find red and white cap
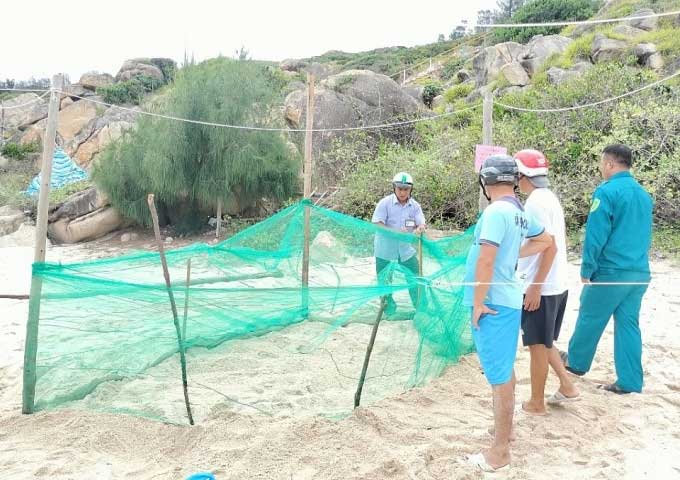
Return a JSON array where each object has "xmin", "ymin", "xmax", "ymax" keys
[{"xmin": 514, "ymin": 149, "xmax": 550, "ymax": 187}]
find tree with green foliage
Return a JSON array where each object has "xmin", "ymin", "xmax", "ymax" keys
[
  {"xmin": 493, "ymin": 0, "xmax": 599, "ymax": 44},
  {"xmin": 93, "ymin": 58, "xmax": 300, "ymax": 233},
  {"xmin": 494, "ymin": 0, "xmax": 526, "ymax": 21}
]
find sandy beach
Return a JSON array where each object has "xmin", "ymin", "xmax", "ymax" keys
[{"xmin": 0, "ymin": 236, "xmax": 679, "ymax": 479}]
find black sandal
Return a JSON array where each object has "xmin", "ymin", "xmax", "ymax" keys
[{"xmin": 597, "ymin": 383, "xmax": 632, "ymax": 395}]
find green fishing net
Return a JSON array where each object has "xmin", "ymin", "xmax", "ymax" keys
[{"xmin": 31, "ymin": 201, "xmax": 474, "ymax": 423}]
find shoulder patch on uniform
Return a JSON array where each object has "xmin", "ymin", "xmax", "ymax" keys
[{"xmin": 590, "ymin": 198, "xmax": 601, "ymax": 213}]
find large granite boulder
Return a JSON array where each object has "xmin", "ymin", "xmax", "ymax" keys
[
  {"xmin": 0, "ymin": 206, "xmax": 26, "ymax": 236},
  {"xmin": 592, "ymin": 35, "xmax": 629, "ymax": 63},
  {"xmin": 115, "ymin": 59, "xmax": 164, "ymax": 82},
  {"xmin": 472, "ymin": 42, "xmax": 527, "ymax": 86},
  {"xmin": 627, "ymin": 8, "xmax": 658, "ymax": 31},
  {"xmin": 520, "ymin": 35, "xmax": 574, "ymax": 77},
  {"xmin": 0, "ymin": 93, "xmax": 48, "ymax": 130},
  {"xmin": 48, "ymin": 187, "xmax": 123, "ymax": 243},
  {"xmin": 500, "ymin": 62, "xmax": 530, "ymax": 86},
  {"xmin": 79, "ymin": 72, "xmax": 115, "ymax": 90}
]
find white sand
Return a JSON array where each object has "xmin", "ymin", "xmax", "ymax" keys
[{"xmin": 1, "ymin": 238, "xmax": 679, "ymax": 479}]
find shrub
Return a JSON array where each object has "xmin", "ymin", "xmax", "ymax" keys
[
  {"xmin": 493, "ymin": 0, "xmax": 599, "ymax": 44},
  {"xmin": 335, "ymin": 142, "xmax": 479, "ymax": 228},
  {"xmin": 422, "ymin": 81, "xmax": 444, "ymax": 107},
  {"xmin": 440, "ymin": 58, "xmax": 466, "ymax": 81},
  {"xmin": 93, "ymin": 58, "xmax": 300, "ymax": 232},
  {"xmin": 96, "ymin": 75, "xmax": 164, "ymax": 105},
  {"xmin": 444, "ymin": 83, "xmax": 474, "ymax": 103},
  {"xmin": 1, "ymin": 142, "xmax": 39, "ymax": 160}
]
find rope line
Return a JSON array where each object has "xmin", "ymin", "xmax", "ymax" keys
[
  {"xmin": 495, "ymin": 68, "xmax": 680, "ymax": 113},
  {"xmin": 472, "ymin": 9, "xmax": 680, "ymax": 28},
  {"xmin": 55, "ymin": 90, "xmax": 483, "ymax": 132}
]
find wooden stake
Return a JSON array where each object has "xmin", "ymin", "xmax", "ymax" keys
[
  {"xmin": 354, "ymin": 297, "xmax": 387, "ymax": 408},
  {"xmin": 215, "ymin": 199, "xmax": 222, "ymax": 238},
  {"xmin": 301, "ymin": 73, "xmax": 315, "ymax": 316},
  {"xmin": 182, "ymin": 259, "xmax": 191, "ymax": 342},
  {"xmin": 479, "ymin": 90, "xmax": 493, "ymax": 212},
  {"xmin": 147, "ymin": 194, "xmax": 194, "ymax": 425},
  {"xmin": 22, "ymin": 73, "xmax": 63, "ymax": 414}
]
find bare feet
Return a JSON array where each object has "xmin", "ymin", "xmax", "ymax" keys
[
  {"xmin": 482, "ymin": 447, "xmax": 510, "ymax": 470},
  {"xmin": 521, "ymin": 400, "xmax": 547, "ymax": 415},
  {"xmin": 558, "ymin": 384, "xmax": 580, "ymax": 398}
]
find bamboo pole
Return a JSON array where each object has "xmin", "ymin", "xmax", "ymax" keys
[
  {"xmin": 182, "ymin": 259, "xmax": 191, "ymax": 342},
  {"xmin": 479, "ymin": 90, "xmax": 493, "ymax": 212},
  {"xmin": 22, "ymin": 73, "xmax": 63, "ymax": 414},
  {"xmin": 301, "ymin": 73, "xmax": 315, "ymax": 317},
  {"xmin": 354, "ymin": 297, "xmax": 387, "ymax": 408},
  {"xmin": 147, "ymin": 194, "xmax": 194, "ymax": 425}
]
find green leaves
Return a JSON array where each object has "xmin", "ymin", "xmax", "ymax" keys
[{"xmin": 93, "ymin": 59, "xmax": 300, "ymax": 232}]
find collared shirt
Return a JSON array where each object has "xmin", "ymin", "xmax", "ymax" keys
[
  {"xmin": 581, "ymin": 171, "xmax": 653, "ymax": 280},
  {"xmin": 372, "ymin": 193, "xmax": 425, "ymax": 261},
  {"xmin": 463, "ymin": 196, "xmax": 544, "ymax": 309}
]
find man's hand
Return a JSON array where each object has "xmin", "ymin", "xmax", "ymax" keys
[
  {"xmin": 524, "ymin": 284, "xmax": 541, "ymax": 312},
  {"xmin": 415, "ymin": 225, "xmax": 425, "ymax": 234},
  {"xmin": 580, "ymin": 277, "xmax": 591, "ymax": 284},
  {"xmin": 472, "ymin": 303, "xmax": 497, "ymax": 330}
]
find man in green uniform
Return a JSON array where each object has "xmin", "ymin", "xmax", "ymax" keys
[{"xmin": 565, "ymin": 144, "xmax": 653, "ymax": 394}]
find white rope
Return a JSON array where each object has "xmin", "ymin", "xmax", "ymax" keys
[
  {"xmin": 432, "ymin": 280, "xmax": 651, "ymax": 287},
  {"xmin": 0, "ymin": 91, "xmax": 50, "ymax": 110},
  {"xmin": 495, "ymin": 69, "xmax": 680, "ymax": 113},
  {"xmin": 472, "ymin": 9, "xmax": 680, "ymax": 28},
  {"xmin": 0, "ymin": 88, "xmax": 49, "ymax": 93},
  {"xmin": 56, "ymin": 89, "xmax": 483, "ymax": 132}
]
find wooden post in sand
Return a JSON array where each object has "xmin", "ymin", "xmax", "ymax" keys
[
  {"xmin": 354, "ymin": 297, "xmax": 387, "ymax": 408},
  {"xmin": 22, "ymin": 73, "xmax": 64, "ymax": 414},
  {"xmin": 215, "ymin": 199, "xmax": 222, "ymax": 238},
  {"xmin": 301, "ymin": 72, "xmax": 315, "ymax": 317},
  {"xmin": 182, "ymin": 259, "xmax": 192, "ymax": 342},
  {"xmin": 147, "ymin": 194, "xmax": 195, "ymax": 425}
]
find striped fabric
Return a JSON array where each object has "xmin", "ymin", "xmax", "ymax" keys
[{"xmin": 25, "ymin": 147, "xmax": 87, "ymax": 196}]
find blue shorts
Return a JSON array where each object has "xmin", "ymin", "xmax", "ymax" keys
[{"xmin": 471, "ymin": 304, "xmax": 521, "ymax": 385}]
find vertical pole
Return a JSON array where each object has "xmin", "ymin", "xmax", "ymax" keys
[
  {"xmin": 215, "ymin": 199, "xmax": 222, "ymax": 238},
  {"xmin": 1, "ymin": 106, "xmax": 5, "ymax": 148},
  {"xmin": 182, "ymin": 259, "xmax": 192, "ymax": 342},
  {"xmin": 147, "ymin": 194, "xmax": 194, "ymax": 425},
  {"xmin": 402, "ymin": 69, "xmax": 406, "ymax": 85},
  {"xmin": 301, "ymin": 73, "xmax": 315, "ymax": 316},
  {"xmin": 22, "ymin": 73, "xmax": 64, "ymax": 414},
  {"xmin": 479, "ymin": 90, "xmax": 493, "ymax": 212},
  {"xmin": 354, "ymin": 298, "xmax": 387, "ymax": 408}
]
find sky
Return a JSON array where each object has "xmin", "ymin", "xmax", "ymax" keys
[{"xmin": 1, "ymin": 0, "xmax": 498, "ymax": 82}]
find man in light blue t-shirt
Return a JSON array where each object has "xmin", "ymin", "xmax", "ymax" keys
[
  {"xmin": 464, "ymin": 155, "xmax": 552, "ymax": 473},
  {"xmin": 372, "ymin": 172, "xmax": 426, "ymax": 315}
]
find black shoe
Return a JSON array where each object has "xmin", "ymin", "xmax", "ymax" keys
[
  {"xmin": 597, "ymin": 383, "xmax": 632, "ymax": 395},
  {"xmin": 565, "ymin": 365, "xmax": 586, "ymax": 377},
  {"xmin": 559, "ymin": 350, "xmax": 586, "ymax": 376}
]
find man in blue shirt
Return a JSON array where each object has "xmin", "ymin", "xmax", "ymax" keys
[
  {"xmin": 464, "ymin": 155, "xmax": 552, "ymax": 472},
  {"xmin": 372, "ymin": 172, "xmax": 426, "ymax": 315},
  {"xmin": 564, "ymin": 144, "xmax": 653, "ymax": 394}
]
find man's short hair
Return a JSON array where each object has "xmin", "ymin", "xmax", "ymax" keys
[{"xmin": 602, "ymin": 144, "xmax": 632, "ymax": 168}]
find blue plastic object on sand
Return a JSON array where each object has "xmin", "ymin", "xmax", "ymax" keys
[{"xmin": 186, "ymin": 473, "xmax": 215, "ymax": 480}]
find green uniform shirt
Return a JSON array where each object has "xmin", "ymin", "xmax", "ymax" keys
[{"xmin": 581, "ymin": 171, "xmax": 653, "ymax": 279}]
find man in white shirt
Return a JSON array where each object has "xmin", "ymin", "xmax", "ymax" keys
[
  {"xmin": 372, "ymin": 172, "xmax": 426, "ymax": 315},
  {"xmin": 515, "ymin": 150, "xmax": 579, "ymax": 415}
]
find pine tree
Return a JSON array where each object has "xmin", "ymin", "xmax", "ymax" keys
[{"xmin": 94, "ymin": 58, "xmax": 300, "ymax": 232}]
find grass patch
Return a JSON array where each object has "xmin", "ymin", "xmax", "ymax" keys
[
  {"xmin": 638, "ymin": 27, "xmax": 680, "ymax": 56},
  {"xmin": 0, "ymin": 170, "xmax": 34, "ymax": 210},
  {"xmin": 443, "ymin": 83, "xmax": 474, "ymax": 103}
]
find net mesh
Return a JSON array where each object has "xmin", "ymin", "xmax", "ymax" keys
[{"xmin": 32, "ymin": 201, "xmax": 474, "ymax": 423}]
